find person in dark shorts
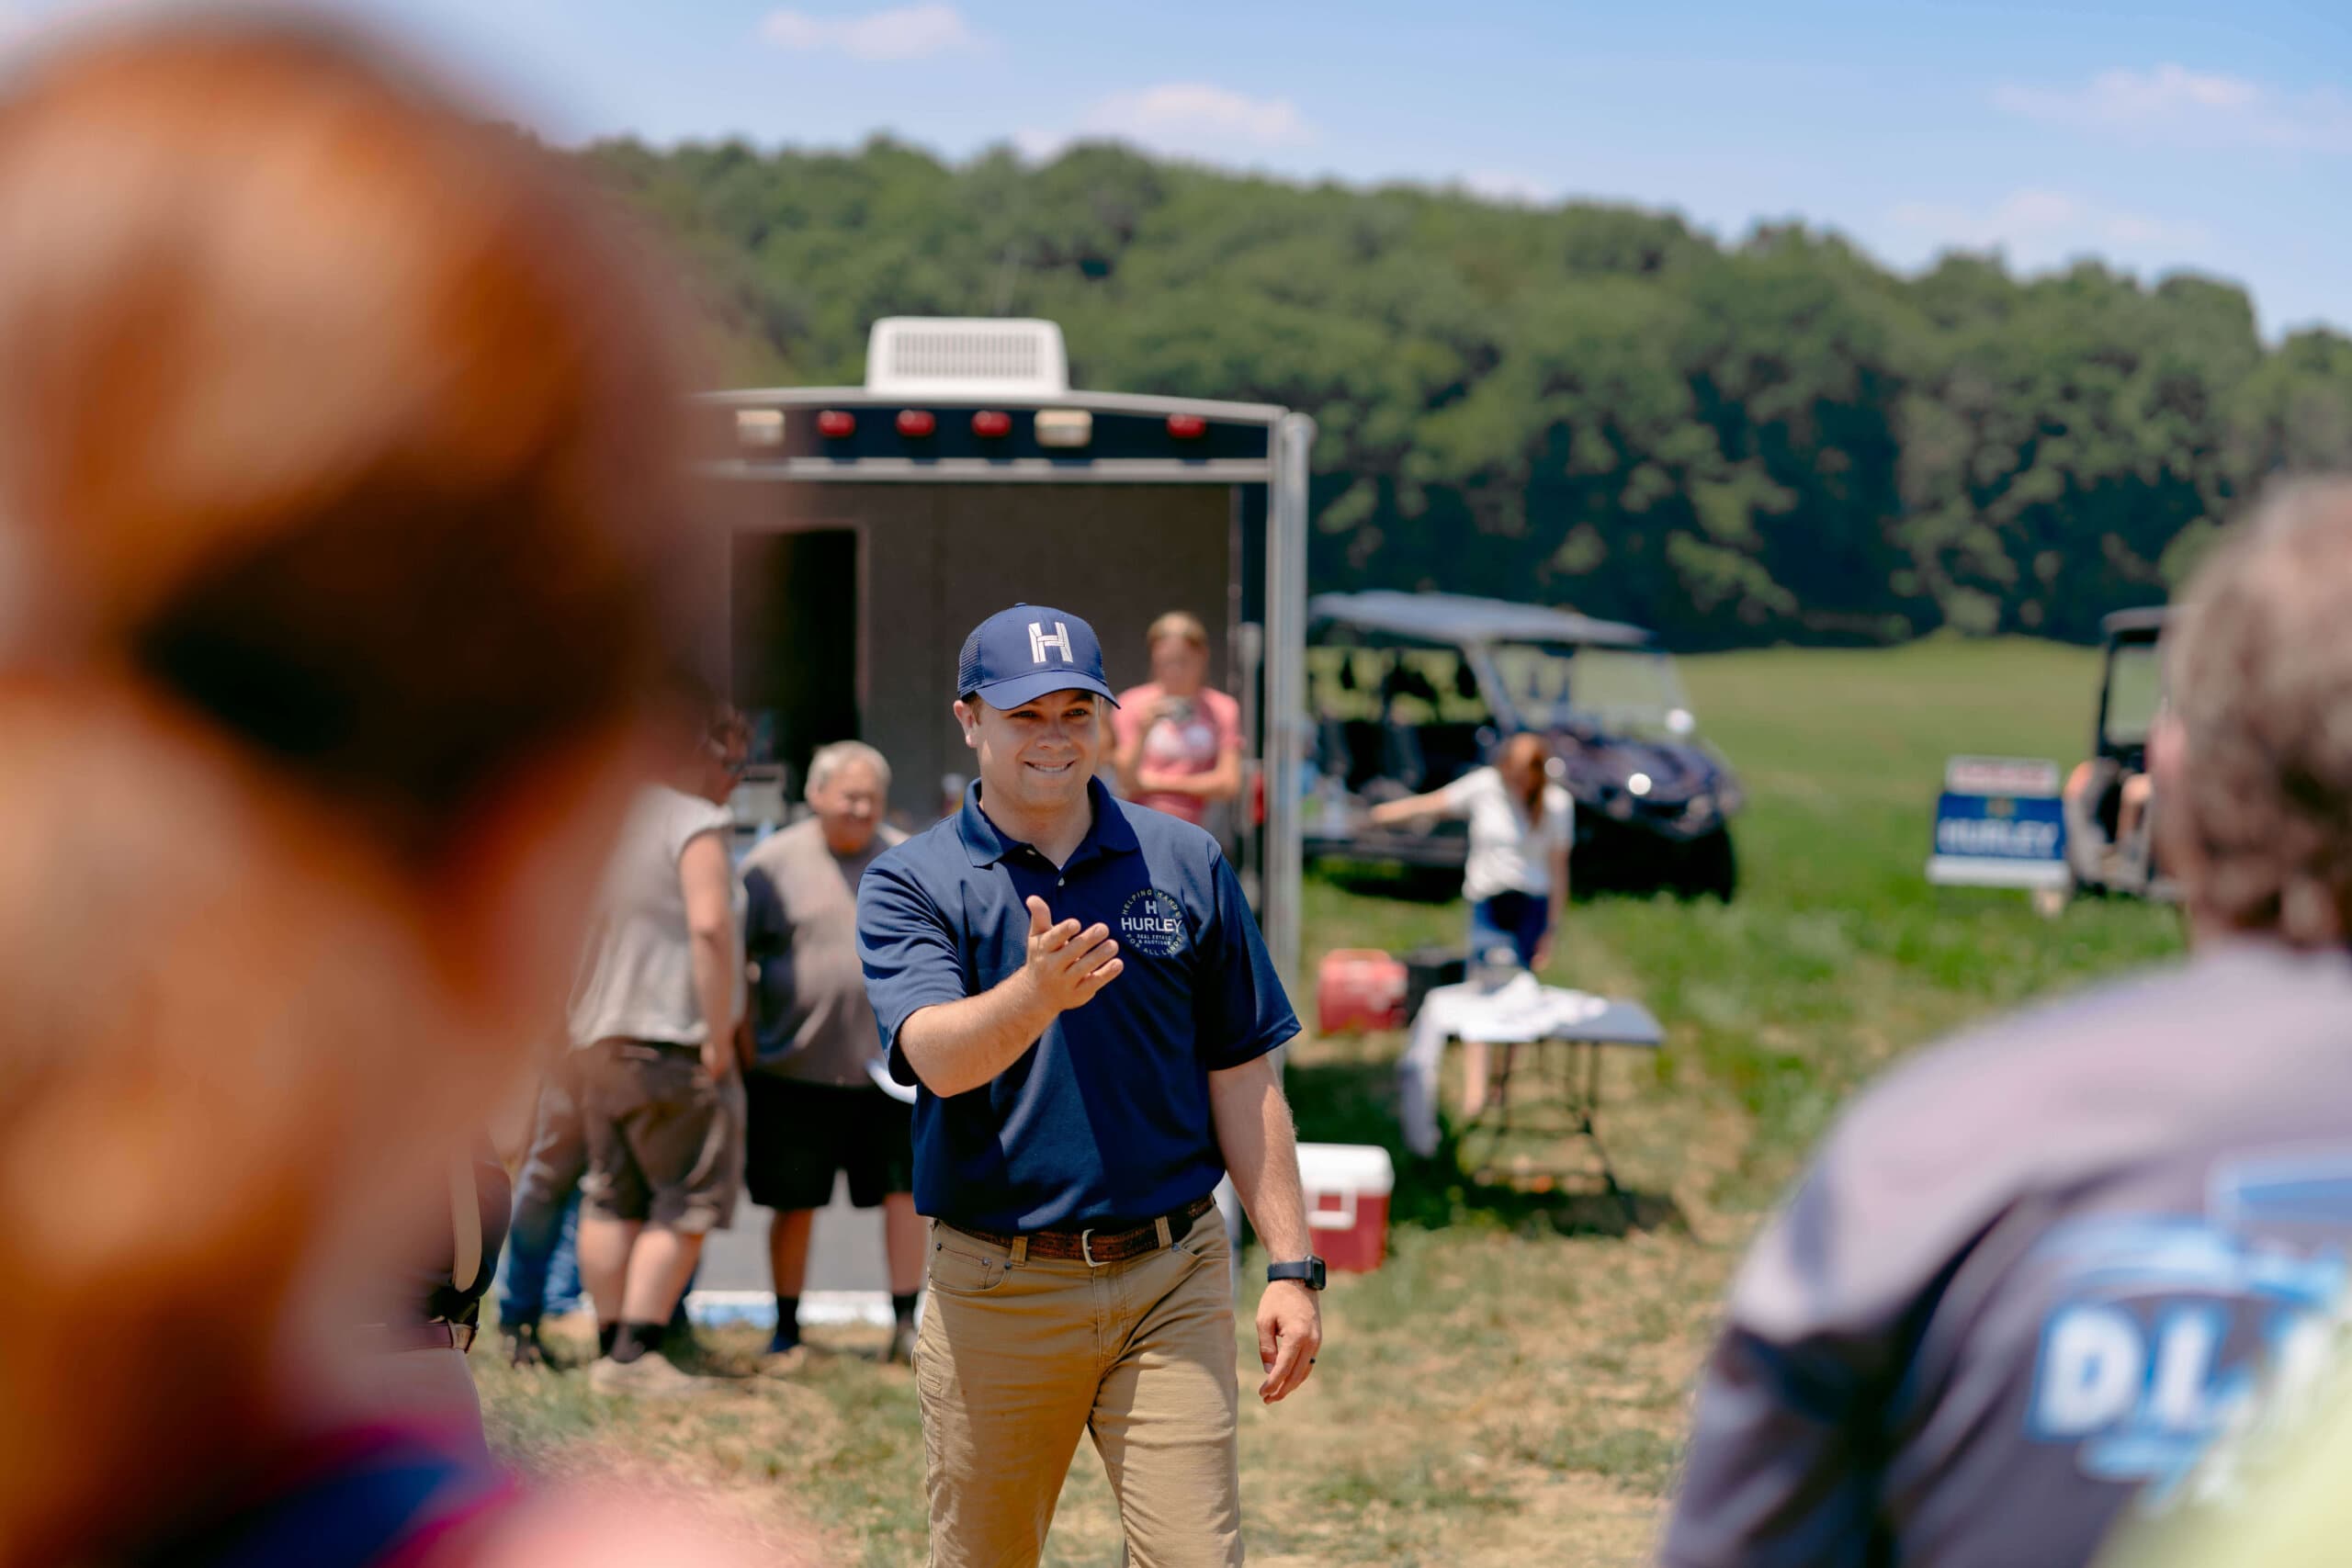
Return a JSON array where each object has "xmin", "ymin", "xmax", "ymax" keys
[{"xmin": 741, "ymin": 739, "xmax": 920, "ymax": 1368}]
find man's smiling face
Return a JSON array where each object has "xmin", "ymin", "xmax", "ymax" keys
[{"xmin": 956, "ymin": 689, "xmax": 1106, "ymax": 818}]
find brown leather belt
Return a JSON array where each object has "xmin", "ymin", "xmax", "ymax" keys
[{"xmin": 950, "ymin": 1193, "xmax": 1217, "ymax": 1266}]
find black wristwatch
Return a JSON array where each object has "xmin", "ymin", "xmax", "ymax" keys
[{"xmin": 1267, "ymin": 1257, "xmax": 1327, "ymax": 1291}]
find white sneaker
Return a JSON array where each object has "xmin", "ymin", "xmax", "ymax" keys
[{"xmin": 588, "ymin": 1350, "xmax": 706, "ymax": 1400}]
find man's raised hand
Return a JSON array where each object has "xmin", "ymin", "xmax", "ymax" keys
[{"xmin": 1023, "ymin": 896, "xmax": 1123, "ymax": 1012}]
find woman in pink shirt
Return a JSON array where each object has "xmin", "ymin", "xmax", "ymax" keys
[{"xmin": 1113, "ymin": 611, "xmax": 1244, "ymax": 827}]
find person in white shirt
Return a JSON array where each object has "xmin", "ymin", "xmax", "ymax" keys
[{"xmin": 1369, "ymin": 732, "xmax": 1572, "ymax": 1112}]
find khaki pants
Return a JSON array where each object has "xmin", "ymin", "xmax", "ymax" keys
[
  {"xmin": 578, "ymin": 1039, "xmax": 739, "ymax": 1232},
  {"xmin": 915, "ymin": 1215, "xmax": 1242, "ymax": 1568}
]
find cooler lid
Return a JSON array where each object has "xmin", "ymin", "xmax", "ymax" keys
[{"xmin": 1295, "ymin": 1142, "xmax": 1396, "ymax": 1197}]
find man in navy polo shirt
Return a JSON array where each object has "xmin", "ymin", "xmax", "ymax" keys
[{"xmin": 859, "ymin": 604, "xmax": 1322, "ymax": 1568}]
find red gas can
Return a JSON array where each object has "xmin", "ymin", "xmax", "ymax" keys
[{"xmin": 1315, "ymin": 949, "xmax": 1407, "ymax": 1034}]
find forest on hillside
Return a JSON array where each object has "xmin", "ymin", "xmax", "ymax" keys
[{"xmin": 588, "ymin": 135, "xmax": 2352, "ymax": 649}]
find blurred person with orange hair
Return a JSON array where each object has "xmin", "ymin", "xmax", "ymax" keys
[{"xmin": 0, "ymin": 15, "xmax": 770, "ymax": 1567}]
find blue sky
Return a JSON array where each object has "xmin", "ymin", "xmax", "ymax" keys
[{"xmin": 26, "ymin": 1, "xmax": 2352, "ymax": 333}]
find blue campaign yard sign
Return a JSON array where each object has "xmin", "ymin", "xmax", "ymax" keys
[{"xmin": 1928, "ymin": 755, "xmax": 2069, "ymax": 889}]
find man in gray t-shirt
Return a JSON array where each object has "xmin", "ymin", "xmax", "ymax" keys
[
  {"xmin": 564, "ymin": 699, "xmax": 749, "ymax": 1398},
  {"xmin": 739, "ymin": 740, "xmax": 917, "ymax": 1367},
  {"xmin": 1663, "ymin": 479, "xmax": 2352, "ymax": 1568}
]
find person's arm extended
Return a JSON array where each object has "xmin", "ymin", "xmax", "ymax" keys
[
  {"xmin": 897, "ymin": 897, "xmax": 1123, "ymax": 1097},
  {"xmin": 1366, "ymin": 785, "xmax": 1457, "ymax": 828},
  {"xmin": 678, "ymin": 830, "xmax": 739, "ymax": 1080},
  {"xmin": 1211, "ymin": 1053, "xmax": 1321, "ymax": 1404}
]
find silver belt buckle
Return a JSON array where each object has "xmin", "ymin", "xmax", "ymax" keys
[{"xmin": 1080, "ymin": 1227, "xmax": 1102, "ymax": 1267}]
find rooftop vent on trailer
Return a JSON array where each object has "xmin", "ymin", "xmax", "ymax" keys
[{"xmin": 863, "ymin": 317, "xmax": 1069, "ymax": 400}]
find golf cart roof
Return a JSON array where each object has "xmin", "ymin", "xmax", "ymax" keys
[
  {"xmin": 2102, "ymin": 606, "xmax": 2170, "ymax": 640},
  {"xmin": 1308, "ymin": 591, "xmax": 1655, "ymax": 649}
]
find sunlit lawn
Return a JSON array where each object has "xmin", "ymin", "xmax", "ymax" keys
[{"xmin": 479, "ymin": 637, "xmax": 2183, "ymax": 1566}]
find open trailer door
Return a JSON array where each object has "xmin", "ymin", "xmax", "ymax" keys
[{"xmin": 693, "ymin": 318, "xmax": 1312, "ymax": 987}]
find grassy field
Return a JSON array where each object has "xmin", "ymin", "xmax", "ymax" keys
[{"xmin": 477, "ymin": 637, "xmax": 2184, "ymax": 1566}]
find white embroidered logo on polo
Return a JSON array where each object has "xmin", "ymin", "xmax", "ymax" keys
[
  {"xmin": 1117, "ymin": 887, "xmax": 1188, "ymax": 958},
  {"xmin": 1029, "ymin": 620, "xmax": 1073, "ymax": 665}
]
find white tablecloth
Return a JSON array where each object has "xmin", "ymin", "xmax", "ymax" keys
[{"xmin": 1397, "ymin": 975, "xmax": 1609, "ymax": 1156}]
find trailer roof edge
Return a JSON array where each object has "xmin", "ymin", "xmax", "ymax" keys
[{"xmin": 698, "ymin": 386, "xmax": 1291, "ymax": 424}]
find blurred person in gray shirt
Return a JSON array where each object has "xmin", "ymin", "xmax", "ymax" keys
[
  {"xmin": 740, "ymin": 740, "xmax": 918, "ymax": 1368},
  {"xmin": 1663, "ymin": 477, "xmax": 2352, "ymax": 1568},
  {"xmin": 569, "ymin": 688, "xmax": 748, "ymax": 1398}
]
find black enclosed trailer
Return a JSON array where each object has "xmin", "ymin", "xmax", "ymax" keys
[{"xmin": 689, "ymin": 318, "xmax": 1314, "ymax": 982}]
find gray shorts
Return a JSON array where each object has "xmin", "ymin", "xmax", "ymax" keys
[{"xmin": 579, "ymin": 1039, "xmax": 741, "ymax": 1232}]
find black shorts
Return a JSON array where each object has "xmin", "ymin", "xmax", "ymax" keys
[{"xmin": 744, "ymin": 1075, "xmax": 915, "ymax": 1212}]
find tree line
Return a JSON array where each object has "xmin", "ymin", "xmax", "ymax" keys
[{"xmin": 589, "ymin": 134, "xmax": 2352, "ymax": 649}]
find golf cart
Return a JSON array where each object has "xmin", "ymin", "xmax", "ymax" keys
[
  {"xmin": 1303, "ymin": 591, "xmax": 1742, "ymax": 899},
  {"xmin": 2059, "ymin": 606, "xmax": 2176, "ymax": 903}
]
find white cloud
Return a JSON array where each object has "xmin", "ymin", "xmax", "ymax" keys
[
  {"xmin": 1994, "ymin": 63, "xmax": 2352, "ymax": 153},
  {"xmin": 760, "ymin": 4, "xmax": 982, "ymax": 62},
  {"xmin": 1021, "ymin": 82, "xmax": 1317, "ymax": 164},
  {"xmin": 1455, "ymin": 170, "xmax": 1555, "ymax": 207},
  {"xmin": 1886, "ymin": 188, "xmax": 2210, "ymax": 268},
  {"xmin": 1011, "ymin": 126, "xmax": 1069, "ymax": 162}
]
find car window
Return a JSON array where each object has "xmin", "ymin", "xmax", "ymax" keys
[
  {"xmin": 2103, "ymin": 641, "xmax": 2163, "ymax": 748},
  {"xmin": 1489, "ymin": 640, "xmax": 1690, "ymax": 737},
  {"xmin": 1307, "ymin": 639, "xmax": 1492, "ymax": 728}
]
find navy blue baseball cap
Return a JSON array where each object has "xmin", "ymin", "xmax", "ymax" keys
[{"xmin": 957, "ymin": 604, "xmax": 1120, "ymax": 710}]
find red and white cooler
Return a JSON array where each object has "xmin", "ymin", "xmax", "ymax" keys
[
  {"xmin": 1296, "ymin": 1143, "xmax": 1396, "ymax": 1273},
  {"xmin": 1315, "ymin": 949, "xmax": 1407, "ymax": 1034}
]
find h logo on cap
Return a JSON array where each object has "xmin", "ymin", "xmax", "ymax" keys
[{"xmin": 1029, "ymin": 621, "xmax": 1072, "ymax": 666}]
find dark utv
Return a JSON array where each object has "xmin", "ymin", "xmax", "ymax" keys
[
  {"xmin": 1303, "ymin": 592, "xmax": 1742, "ymax": 899},
  {"xmin": 2056, "ymin": 606, "xmax": 2176, "ymax": 906}
]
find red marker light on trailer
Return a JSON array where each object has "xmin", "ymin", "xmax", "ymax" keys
[
  {"xmin": 816, "ymin": 410, "xmax": 855, "ymax": 439},
  {"xmin": 896, "ymin": 409, "xmax": 937, "ymax": 437},
  {"xmin": 971, "ymin": 410, "xmax": 1012, "ymax": 438},
  {"xmin": 1167, "ymin": 413, "xmax": 1209, "ymax": 440}
]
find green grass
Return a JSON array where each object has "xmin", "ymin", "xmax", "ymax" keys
[
  {"xmin": 479, "ymin": 637, "xmax": 2186, "ymax": 1566},
  {"xmin": 1307, "ymin": 636, "xmax": 2180, "ymax": 1194}
]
